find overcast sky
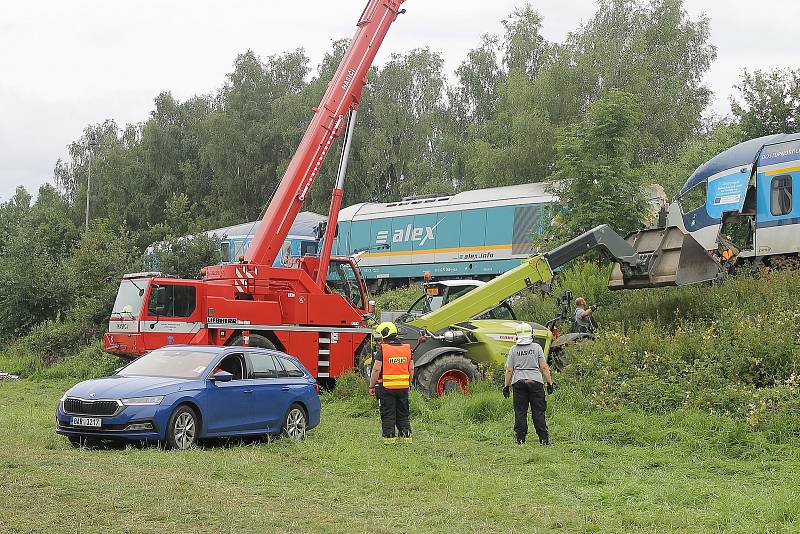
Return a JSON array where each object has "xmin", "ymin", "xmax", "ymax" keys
[{"xmin": 1, "ymin": 0, "xmax": 798, "ymax": 203}]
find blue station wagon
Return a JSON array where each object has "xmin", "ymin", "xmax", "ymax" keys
[{"xmin": 56, "ymin": 345, "xmax": 321, "ymax": 449}]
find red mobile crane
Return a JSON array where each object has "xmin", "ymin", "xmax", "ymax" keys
[{"xmin": 104, "ymin": 0, "xmax": 407, "ymax": 381}]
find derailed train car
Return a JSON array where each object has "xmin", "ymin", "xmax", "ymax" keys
[{"xmin": 610, "ymin": 133, "xmax": 800, "ymax": 289}]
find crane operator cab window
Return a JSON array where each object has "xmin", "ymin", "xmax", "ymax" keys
[
  {"xmin": 148, "ymin": 284, "xmax": 197, "ymax": 318},
  {"xmin": 327, "ymin": 260, "xmax": 366, "ymax": 310}
]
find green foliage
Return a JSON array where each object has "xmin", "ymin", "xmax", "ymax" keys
[
  {"xmin": 645, "ymin": 121, "xmax": 744, "ymax": 198},
  {"xmin": 330, "ymin": 368, "xmax": 370, "ymax": 400},
  {"xmin": 513, "ymin": 262, "xmax": 618, "ymax": 326},
  {"xmin": 562, "ymin": 270, "xmax": 800, "ymax": 428},
  {"xmin": 732, "ymin": 68, "xmax": 800, "ymax": 139},
  {"xmin": 549, "ymin": 90, "xmax": 648, "ymax": 240},
  {"xmin": 66, "ymin": 220, "xmax": 138, "ymax": 334},
  {"xmin": 0, "ymin": 185, "xmax": 78, "ymax": 339},
  {"xmin": 149, "ymin": 233, "xmax": 221, "ymax": 279},
  {"xmin": 373, "ymin": 283, "xmax": 422, "ymax": 314},
  {"xmin": 4, "ymin": 380, "xmax": 800, "ymax": 532},
  {"xmin": 28, "ymin": 342, "xmax": 124, "ymax": 381},
  {"xmin": 566, "ymin": 0, "xmax": 716, "ymax": 160},
  {"xmin": 466, "ymin": 70, "xmax": 555, "ymax": 188},
  {"xmin": 501, "ymin": 4, "xmax": 549, "ymax": 79}
]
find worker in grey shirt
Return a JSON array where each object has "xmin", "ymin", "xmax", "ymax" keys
[
  {"xmin": 574, "ymin": 297, "xmax": 597, "ymax": 334},
  {"xmin": 502, "ymin": 323, "xmax": 555, "ymax": 445}
]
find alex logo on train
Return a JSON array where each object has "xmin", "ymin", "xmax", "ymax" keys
[{"xmin": 375, "ymin": 220, "xmax": 443, "ymax": 247}]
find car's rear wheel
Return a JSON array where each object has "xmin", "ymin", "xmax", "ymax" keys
[
  {"xmin": 166, "ymin": 405, "xmax": 198, "ymax": 450},
  {"xmin": 282, "ymin": 404, "xmax": 307, "ymax": 441}
]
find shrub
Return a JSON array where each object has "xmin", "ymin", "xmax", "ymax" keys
[
  {"xmin": 23, "ymin": 320, "xmax": 93, "ymax": 366},
  {"xmin": 561, "ymin": 269, "xmax": 800, "ymax": 428},
  {"xmin": 30, "ymin": 343, "xmax": 124, "ymax": 381},
  {"xmin": 331, "ymin": 368, "xmax": 369, "ymax": 399},
  {"xmin": 374, "ymin": 284, "xmax": 422, "ymax": 315}
]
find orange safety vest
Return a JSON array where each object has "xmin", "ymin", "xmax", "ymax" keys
[{"xmin": 378, "ymin": 343, "xmax": 412, "ymax": 389}]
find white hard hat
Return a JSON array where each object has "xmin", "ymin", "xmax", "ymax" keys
[{"xmin": 515, "ymin": 323, "xmax": 533, "ymax": 345}]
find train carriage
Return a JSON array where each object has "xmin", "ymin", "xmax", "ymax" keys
[{"xmin": 332, "ymin": 183, "xmax": 557, "ymax": 288}]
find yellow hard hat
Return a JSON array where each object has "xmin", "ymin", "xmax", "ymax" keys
[{"xmin": 374, "ymin": 321, "xmax": 398, "ymax": 340}]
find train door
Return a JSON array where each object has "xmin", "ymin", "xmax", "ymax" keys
[{"xmin": 754, "ymin": 139, "xmax": 800, "ymax": 257}]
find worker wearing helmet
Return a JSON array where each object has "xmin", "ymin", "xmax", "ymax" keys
[
  {"xmin": 502, "ymin": 322, "xmax": 555, "ymax": 445},
  {"xmin": 368, "ymin": 321, "xmax": 414, "ymax": 444}
]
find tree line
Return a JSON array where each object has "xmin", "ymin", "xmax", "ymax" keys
[{"xmin": 0, "ymin": 0, "xmax": 799, "ymax": 348}]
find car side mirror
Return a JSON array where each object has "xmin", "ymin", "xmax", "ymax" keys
[{"xmin": 210, "ymin": 371, "xmax": 233, "ymax": 382}]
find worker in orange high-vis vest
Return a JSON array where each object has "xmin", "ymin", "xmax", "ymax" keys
[{"xmin": 368, "ymin": 322, "xmax": 414, "ymax": 444}]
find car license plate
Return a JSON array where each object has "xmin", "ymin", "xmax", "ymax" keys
[{"xmin": 71, "ymin": 417, "xmax": 101, "ymax": 428}]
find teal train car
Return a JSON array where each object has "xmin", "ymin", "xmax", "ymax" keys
[{"xmin": 332, "ymin": 183, "xmax": 556, "ymax": 289}]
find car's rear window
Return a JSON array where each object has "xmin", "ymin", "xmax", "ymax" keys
[
  {"xmin": 118, "ymin": 349, "xmax": 217, "ymax": 379},
  {"xmin": 279, "ymin": 358, "xmax": 306, "ymax": 378}
]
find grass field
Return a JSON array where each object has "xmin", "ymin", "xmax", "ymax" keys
[{"xmin": 1, "ymin": 380, "xmax": 799, "ymax": 533}]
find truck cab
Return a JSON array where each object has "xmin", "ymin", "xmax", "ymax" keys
[{"xmin": 105, "ymin": 273, "xmax": 206, "ymax": 356}]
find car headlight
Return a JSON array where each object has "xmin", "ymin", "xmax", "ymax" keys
[{"xmin": 121, "ymin": 396, "xmax": 164, "ymax": 406}]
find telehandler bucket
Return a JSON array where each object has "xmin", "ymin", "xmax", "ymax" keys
[{"xmin": 608, "ymin": 226, "xmax": 722, "ymax": 290}]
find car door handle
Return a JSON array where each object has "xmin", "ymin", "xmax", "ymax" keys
[
  {"xmin": 244, "ymin": 389, "xmax": 254, "ymax": 395},
  {"xmin": 282, "ymin": 386, "xmax": 291, "ymax": 391}
]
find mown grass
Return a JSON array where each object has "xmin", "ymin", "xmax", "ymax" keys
[{"xmin": 1, "ymin": 379, "xmax": 798, "ymax": 533}]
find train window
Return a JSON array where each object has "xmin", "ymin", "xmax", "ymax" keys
[
  {"xmin": 233, "ymin": 240, "xmax": 246, "ymax": 261},
  {"xmin": 679, "ymin": 181, "xmax": 707, "ymax": 213},
  {"xmin": 771, "ymin": 175, "xmax": 793, "ymax": 216},
  {"xmin": 147, "ymin": 285, "xmax": 197, "ymax": 318},
  {"xmin": 221, "ymin": 242, "xmax": 231, "ymax": 263},
  {"xmin": 300, "ymin": 240, "xmax": 318, "ymax": 256}
]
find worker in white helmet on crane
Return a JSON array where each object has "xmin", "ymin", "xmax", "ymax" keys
[{"xmin": 502, "ymin": 322, "xmax": 555, "ymax": 445}]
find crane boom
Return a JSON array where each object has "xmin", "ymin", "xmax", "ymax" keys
[{"xmin": 244, "ymin": 0, "xmax": 407, "ymax": 269}]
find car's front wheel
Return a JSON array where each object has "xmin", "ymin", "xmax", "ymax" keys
[
  {"xmin": 166, "ymin": 405, "xmax": 199, "ymax": 450},
  {"xmin": 282, "ymin": 404, "xmax": 307, "ymax": 441}
]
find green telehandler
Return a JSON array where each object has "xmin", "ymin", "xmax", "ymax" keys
[{"xmin": 382, "ymin": 224, "xmax": 720, "ymax": 397}]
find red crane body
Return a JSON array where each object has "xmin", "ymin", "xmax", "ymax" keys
[{"xmin": 104, "ymin": 0, "xmax": 407, "ymax": 380}]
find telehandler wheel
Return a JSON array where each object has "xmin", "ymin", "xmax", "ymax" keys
[
  {"xmin": 232, "ymin": 333, "xmax": 276, "ymax": 350},
  {"xmin": 416, "ymin": 354, "xmax": 479, "ymax": 397}
]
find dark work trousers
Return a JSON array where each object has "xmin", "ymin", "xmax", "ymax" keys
[
  {"xmin": 378, "ymin": 386, "xmax": 411, "ymax": 438},
  {"xmin": 512, "ymin": 380, "xmax": 548, "ymax": 442}
]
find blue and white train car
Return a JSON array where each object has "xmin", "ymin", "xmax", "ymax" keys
[
  {"xmin": 331, "ymin": 183, "xmax": 557, "ymax": 286},
  {"xmin": 208, "ymin": 211, "xmax": 325, "ymax": 267},
  {"xmin": 668, "ymin": 133, "xmax": 800, "ymax": 262}
]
